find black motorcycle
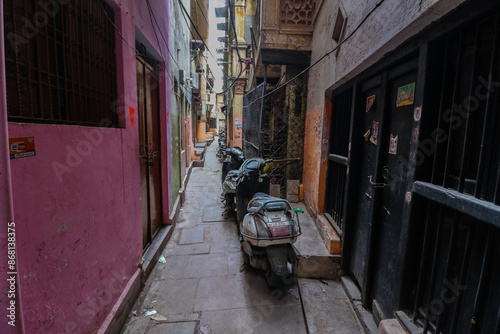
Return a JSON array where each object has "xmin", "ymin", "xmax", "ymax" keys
[
  {"xmin": 235, "ymin": 158, "xmax": 271, "ymax": 223},
  {"xmin": 221, "ymin": 147, "xmax": 245, "ymax": 213},
  {"xmin": 217, "ymin": 131, "xmax": 227, "ymax": 160}
]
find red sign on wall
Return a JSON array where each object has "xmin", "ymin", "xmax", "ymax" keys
[{"xmin": 9, "ymin": 137, "xmax": 36, "ymax": 159}]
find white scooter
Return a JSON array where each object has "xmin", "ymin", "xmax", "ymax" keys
[{"xmin": 240, "ymin": 193, "xmax": 302, "ymax": 289}]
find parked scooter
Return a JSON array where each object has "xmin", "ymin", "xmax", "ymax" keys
[
  {"xmin": 221, "ymin": 147, "xmax": 245, "ymax": 213},
  {"xmin": 240, "ymin": 194, "xmax": 302, "ymax": 289},
  {"xmin": 235, "ymin": 158, "xmax": 270, "ymax": 223},
  {"xmin": 217, "ymin": 130, "xmax": 227, "ymax": 160}
]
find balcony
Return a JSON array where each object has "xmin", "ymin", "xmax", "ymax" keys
[{"xmin": 259, "ymin": 0, "xmax": 321, "ymax": 64}]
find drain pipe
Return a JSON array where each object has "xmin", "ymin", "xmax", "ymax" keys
[{"xmin": 0, "ymin": 0, "xmax": 23, "ymax": 332}]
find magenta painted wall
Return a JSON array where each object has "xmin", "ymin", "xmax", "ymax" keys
[
  {"xmin": 1, "ymin": 0, "xmax": 172, "ymax": 333},
  {"xmin": 0, "ymin": 2, "xmax": 23, "ymax": 333}
]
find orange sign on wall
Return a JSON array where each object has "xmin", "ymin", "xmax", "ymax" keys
[{"xmin": 9, "ymin": 137, "xmax": 36, "ymax": 159}]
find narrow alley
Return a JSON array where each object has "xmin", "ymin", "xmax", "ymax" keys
[
  {"xmin": 3, "ymin": 1, "xmax": 499, "ymax": 333},
  {"xmin": 121, "ymin": 142, "xmax": 364, "ymax": 334}
]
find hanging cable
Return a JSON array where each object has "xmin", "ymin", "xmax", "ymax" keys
[
  {"xmin": 194, "ymin": 0, "xmax": 209, "ymax": 27},
  {"xmin": 196, "ymin": 49, "xmax": 244, "ymax": 95},
  {"xmin": 146, "ymin": 0, "xmax": 182, "ymax": 70},
  {"xmin": 98, "ymin": 0, "xmax": 143, "ymax": 56},
  {"xmin": 239, "ymin": 0, "xmax": 386, "ymax": 108}
]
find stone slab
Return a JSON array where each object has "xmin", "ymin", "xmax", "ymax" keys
[
  {"xmin": 185, "ymin": 253, "xmax": 229, "ymax": 278},
  {"xmin": 151, "ymin": 255, "xmax": 189, "ymax": 280},
  {"xmin": 122, "ymin": 316, "xmax": 151, "ymax": 334},
  {"xmin": 141, "ymin": 278, "xmax": 198, "ymax": 316},
  {"xmin": 148, "ymin": 321, "xmax": 198, "ymax": 334},
  {"xmin": 194, "ymin": 275, "xmax": 248, "ymax": 311},
  {"xmin": 377, "ymin": 319, "xmax": 407, "ymax": 334},
  {"xmin": 179, "ymin": 226, "xmax": 205, "ymax": 245},
  {"xmin": 298, "ymin": 278, "xmax": 364, "ymax": 334},
  {"xmin": 169, "ymin": 243, "xmax": 210, "ymax": 256},
  {"xmin": 203, "ymin": 206, "xmax": 235, "ymax": 222}
]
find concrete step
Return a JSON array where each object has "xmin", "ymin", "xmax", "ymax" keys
[
  {"xmin": 292, "ymin": 203, "xmax": 341, "ymax": 280},
  {"xmin": 298, "ymin": 278, "xmax": 365, "ymax": 334}
]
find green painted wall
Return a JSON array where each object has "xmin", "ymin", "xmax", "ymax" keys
[{"xmin": 171, "ymin": 106, "xmax": 181, "ymax": 202}]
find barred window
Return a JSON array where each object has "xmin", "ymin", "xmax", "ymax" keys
[{"xmin": 4, "ymin": 0, "xmax": 118, "ymax": 126}]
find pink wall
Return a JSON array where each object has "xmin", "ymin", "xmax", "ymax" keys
[
  {"xmin": 0, "ymin": 2, "xmax": 23, "ymax": 332},
  {"xmin": 2, "ymin": 0, "xmax": 172, "ymax": 332}
]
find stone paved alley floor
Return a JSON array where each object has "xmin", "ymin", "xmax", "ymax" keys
[{"xmin": 121, "ymin": 142, "xmax": 364, "ymax": 334}]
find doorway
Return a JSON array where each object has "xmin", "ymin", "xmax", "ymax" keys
[
  {"xmin": 327, "ymin": 57, "xmax": 418, "ymax": 317},
  {"xmin": 137, "ymin": 56, "xmax": 163, "ymax": 250}
]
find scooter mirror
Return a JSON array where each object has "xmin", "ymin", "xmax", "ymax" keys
[{"xmin": 294, "ymin": 208, "xmax": 304, "ymax": 213}]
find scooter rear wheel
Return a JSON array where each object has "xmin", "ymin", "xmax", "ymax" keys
[{"xmin": 264, "ymin": 270, "xmax": 282, "ymax": 289}]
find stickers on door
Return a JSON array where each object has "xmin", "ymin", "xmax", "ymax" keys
[
  {"xmin": 366, "ymin": 95, "xmax": 376, "ymax": 112},
  {"xmin": 369, "ymin": 121, "xmax": 379, "ymax": 145},
  {"xmin": 396, "ymin": 82, "xmax": 415, "ymax": 107},
  {"xmin": 389, "ymin": 134, "xmax": 398, "ymax": 155}
]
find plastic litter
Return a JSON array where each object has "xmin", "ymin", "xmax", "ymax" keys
[
  {"xmin": 158, "ymin": 255, "xmax": 166, "ymax": 263},
  {"xmin": 129, "ymin": 310, "xmax": 137, "ymax": 317},
  {"xmin": 151, "ymin": 314, "xmax": 168, "ymax": 323},
  {"xmin": 145, "ymin": 310, "xmax": 157, "ymax": 316}
]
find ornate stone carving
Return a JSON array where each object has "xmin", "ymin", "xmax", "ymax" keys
[
  {"xmin": 234, "ymin": 78, "xmax": 247, "ymax": 95},
  {"xmin": 280, "ymin": 0, "xmax": 316, "ymax": 26}
]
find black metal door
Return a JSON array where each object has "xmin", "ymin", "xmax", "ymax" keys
[
  {"xmin": 347, "ymin": 75, "xmax": 386, "ymax": 303},
  {"xmin": 346, "ymin": 58, "xmax": 418, "ymax": 316},
  {"xmin": 369, "ymin": 68, "xmax": 418, "ymax": 318}
]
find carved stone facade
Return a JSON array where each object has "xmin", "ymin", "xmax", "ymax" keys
[
  {"xmin": 280, "ymin": 0, "xmax": 316, "ymax": 27},
  {"xmin": 234, "ymin": 78, "xmax": 247, "ymax": 95}
]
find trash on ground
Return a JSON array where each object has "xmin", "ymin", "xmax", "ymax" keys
[
  {"xmin": 288, "ymin": 288, "xmax": 300, "ymax": 300},
  {"xmin": 151, "ymin": 299, "xmax": 157, "ymax": 303},
  {"xmin": 319, "ymin": 279, "xmax": 328, "ymax": 285},
  {"xmin": 151, "ymin": 314, "xmax": 169, "ymax": 323},
  {"xmin": 199, "ymin": 323, "xmax": 212, "ymax": 334},
  {"xmin": 145, "ymin": 310, "xmax": 157, "ymax": 316},
  {"xmin": 129, "ymin": 310, "xmax": 137, "ymax": 317},
  {"xmin": 158, "ymin": 255, "xmax": 166, "ymax": 263}
]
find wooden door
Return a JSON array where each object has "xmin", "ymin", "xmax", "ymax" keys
[{"xmin": 137, "ymin": 56, "xmax": 163, "ymax": 250}]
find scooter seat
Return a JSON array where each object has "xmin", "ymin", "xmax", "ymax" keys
[{"xmin": 250, "ymin": 193, "xmax": 288, "ymax": 211}]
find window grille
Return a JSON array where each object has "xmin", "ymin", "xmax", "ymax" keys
[{"xmin": 4, "ymin": 0, "xmax": 118, "ymax": 126}]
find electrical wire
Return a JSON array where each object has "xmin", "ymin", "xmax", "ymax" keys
[
  {"xmin": 99, "ymin": 0, "xmax": 190, "ymax": 97},
  {"xmin": 145, "ymin": 0, "xmax": 195, "ymax": 97},
  {"xmin": 176, "ymin": 0, "xmax": 236, "ymax": 83},
  {"xmin": 98, "ymin": 0, "xmax": 143, "ymax": 56},
  {"xmin": 146, "ymin": 0, "xmax": 182, "ymax": 71},
  {"xmin": 145, "ymin": 0, "xmax": 164, "ymax": 60},
  {"xmin": 196, "ymin": 49, "xmax": 245, "ymax": 95},
  {"xmin": 239, "ymin": 0, "xmax": 386, "ymax": 108},
  {"xmin": 228, "ymin": 0, "xmax": 242, "ymax": 62},
  {"xmin": 194, "ymin": 0, "xmax": 209, "ymax": 27}
]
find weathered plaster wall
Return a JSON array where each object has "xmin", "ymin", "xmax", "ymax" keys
[
  {"xmin": 303, "ymin": 0, "xmax": 466, "ymax": 215},
  {"xmin": 2, "ymin": 0, "xmax": 172, "ymax": 332},
  {"xmin": 169, "ymin": 0, "xmax": 192, "ymax": 200}
]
